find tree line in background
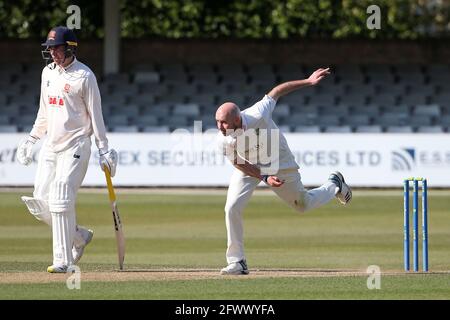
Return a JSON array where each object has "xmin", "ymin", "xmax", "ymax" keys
[{"xmin": 0, "ymin": 0, "xmax": 448, "ymax": 39}]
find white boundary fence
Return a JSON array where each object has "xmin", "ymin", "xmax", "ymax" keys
[{"xmin": 1, "ymin": 133, "xmax": 450, "ymax": 187}]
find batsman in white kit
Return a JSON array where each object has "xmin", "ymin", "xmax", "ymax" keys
[
  {"xmin": 16, "ymin": 26, "xmax": 118, "ymax": 273},
  {"xmin": 216, "ymin": 67, "xmax": 352, "ymax": 275}
]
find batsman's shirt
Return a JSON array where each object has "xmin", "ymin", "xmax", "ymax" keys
[
  {"xmin": 30, "ymin": 58, "xmax": 108, "ymax": 153},
  {"xmin": 218, "ymin": 95, "xmax": 299, "ymax": 174}
]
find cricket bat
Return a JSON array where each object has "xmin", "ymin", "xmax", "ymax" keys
[{"xmin": 104, "ymin": 167, "xmax": 125, "ymax": 270}]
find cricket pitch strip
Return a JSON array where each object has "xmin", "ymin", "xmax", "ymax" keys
[{"xmin": 2, "ymin": 268, "xmax": 449, "ymax": 284}]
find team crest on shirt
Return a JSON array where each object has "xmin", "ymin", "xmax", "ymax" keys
[
  {"xmin": 48, "ymin": 95, "xmax": 65, "ymax": 106},
  {"xmin": 63, "ymin": 84, "xmax": 70, "ymax": 93}
]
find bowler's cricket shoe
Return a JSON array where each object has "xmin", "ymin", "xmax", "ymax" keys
[
  {"xmin": 329, "ymin": 171, "xmax": 352, "ymax": 205},
  {"xmin": 220, "ymin": 259, "xmax": 249, "ymax": 275},
  {"xmin": 72, "ymin": 228, "xmax": 94, "ymax": 264},
  {"xmin": 47, "ymin": 265, "xmax": 68, "ymax": 273}
]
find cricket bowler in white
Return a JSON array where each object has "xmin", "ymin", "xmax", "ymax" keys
[
  {"xmin": 216, "ymin": 67, "xmax": 352, "ymax": 275},
  {"xmin": 16, "ymin": 26, "xmax": 118, "ymax": 273}
]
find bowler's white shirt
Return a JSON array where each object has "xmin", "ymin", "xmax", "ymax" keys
[
  {"xmin": 218, "ymin": 95, "xmax": 299, "ymax": 174},
  {"xmin": 30, "ymin": 58, "xmax": 108, "ymax": 153}
]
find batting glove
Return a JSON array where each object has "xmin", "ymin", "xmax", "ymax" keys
[
  {"xmin": 17, "ymin": 136, "xmax": 37, "ymax": 166},
  {"xmin": 99, "ymin": 148, "xmax": 118, "ymax": 177}
]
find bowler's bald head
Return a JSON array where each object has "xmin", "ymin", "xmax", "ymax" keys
[
  {"xmin": 215, "ymin": 102, "xmax": 241, "ymax": 135},
  {"xmin": 216, "ymin": 102, "xmax": 240, "ymax": 119}
]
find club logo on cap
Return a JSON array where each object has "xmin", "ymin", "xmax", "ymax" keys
[{"xmin": 47, "ymin": 30, "xmax": 56, "ymax": 40}]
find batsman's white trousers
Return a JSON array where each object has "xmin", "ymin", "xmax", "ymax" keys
[
  {"xmin": 225, "ymin": 168, "xmax": 337, "ymax": 264},
  {"xmin": 34, "ymin": 137, "xmax": 91, "ymax": 266}
]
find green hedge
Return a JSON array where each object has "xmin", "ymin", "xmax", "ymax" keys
[{"xmin": 0, "ymin": 0, "xmax": 448, "ymax": 39}]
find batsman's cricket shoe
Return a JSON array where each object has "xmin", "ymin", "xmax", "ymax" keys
[
  {"xmin": 72, "ymin": 227, "xmax": 94, "ymax": 264},
  {"xmin": 220, "ymin": 259, "xmax": 249, "ymax": 275},
  {"xmin": 47, "ymin": 265, "xmax": 68, "ymax": 273},
  {"xmin": 329, "ymin": 171, "xmax": 352, "ymax": 205}
]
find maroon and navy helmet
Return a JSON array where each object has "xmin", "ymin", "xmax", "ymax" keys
[{"xmin": 41, "ymin": 26, "xmax": 78, "ymax": 65}]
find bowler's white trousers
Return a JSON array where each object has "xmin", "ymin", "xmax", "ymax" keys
[
  {"xmin": 225, "ymin": 168, "xmax": 337, "ymax": 264},
  {"xmin": 34, "ymin": 137, "xmax": 91, "ymax": 266}
]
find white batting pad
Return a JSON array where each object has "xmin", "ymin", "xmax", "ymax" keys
[
  {"xmin": 21, "ymin": 196, "xmax": 52, "ymax": 226},
  {"xmin": 51, "ymin": 210, "xmax": 76, "ymax": 267},
  {"xmin": 49, "ymin": 181, "xmax": 74, "ymax": 212},
  {"xmin": 74, "ymin": 226, "xmax": 90, "ymax": 248}
]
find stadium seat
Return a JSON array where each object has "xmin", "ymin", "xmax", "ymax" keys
[
  {"xmin": 321, "ymin": 104, "xmax": 350, "ymax": 116},
  {"xmin": 106, "ymin": 115, "xmax": 129, "ymax": 126},
  {"xmin": 10, "ymin": 94, "xmax": 38, "ymax": 106},
  {"xmin": 169, "ymin": 115, "xmax": 190, "ymax": 127},
  {"xmin": 377, "ymin": 113, "xmax": 409, "ymax": 126},
  {"xmin": 141, "ymin": 103, "xmax": 171, "ymax": 117},
  {"xmin": 139, "ymin": 82, "xmax": 170, "ymax": 96},
  {"xmin": 173, "ymin": 103, "xmax": 200, "ymax": 117},
  {"xmin": 142, "ymin": 125, "xmax": 170, "ymax": 133},
  {"xmin": 276, "ymin": 63, "xmax": 304, "ymax": 77},
  {"xmin": 1, "ymin": 105, "xmax": 20, "ymax": 117},
  {"xmin": 413, "ymin": 104, "xmax": 441, "ymax": 117},
  {"xmin": 400, "ymin": 94, "xmax": 429, "ymax": 106},
  {"xmin": 375, "ymin": 83, "xmax": 406, "ymax": 95},
  {"xmin": 272, "ymin": 104, "xmax": 291, "ymax": 117},
  {"xmin": 409, "ymin": 115, "xmax": 433, "ymax": 127},
  {"xmin": 436, "ymin": 114, "xmax": 450, "ymax": 126},
  {"xmin": 324, "ymin": 125, "xmax": 352, "ymax": 133},
  {"xmin": 15, "ymin": 115, "xmax": 36, "ymax": 127},
  {"xmin": 129, "ymin": 93, "xmax": 156, "ymax": 106},
  {"xmin": 0, "ymin": 92, "xmax": 7, "ymax": 105},
  {"xmin": 406, "ymin": 84, "xmax": 436, "ymax": 96},
  {"xmin": 134, "ymin": 71, "xmax": 160, "ymax": 84},
  {"xmin": 111, "ymin": 104, "xmax": 140, "ymax": 117},
  {"xmin": 298, "ymin": 105, "xmax": 320, "ymax": 117},
  {"xmin": 294, "ymin": 125, "xmax": 321, "ymax": 133},
  {"xmin": 308, "ymin": 94, "xmax": 336, "ymax": 106},
  {"xmin": 285, "ymin": 114, "xmax": 316, "ymax": 126},
  {"xmin": 102, "ymin": 93, "xmax": 127, "ymax": 106},
  {"xmin": 430, "ymin": 93, "xmax": 450, "ymax": 105},
  {"xmin": 352, "ymin": 104, "xmax": 382, "ymax": 116},
  {"xmin": 370, "ymin": 93, "xmax": 398, "ymax": 106},
  {"xmin": 169, "ymin": 83, "xmax": 198, "ymax": 96},
  {"xmin": 114, "ymin": 84, "xmax": 139, "ymax": 96},
  {"xmin": 159, "ymin": 64, "xmax": 188, "ymax": 82},
  {"xmin": 279, "ymin": 91, "xmax": 308, "ymax": 107},
  {"xmin": 218, "ymin": 94, "xmax": 247, "ymax": 107},
  {"xmin": 113, "ymin": 125, "xmax": 139, "ymax": 133},
  {"xmin": 316, "ymin": 115, "xmax": 340, "ymax": 126},
  {"xmin": 198, "ymin": 83, "xmax": 228, "ymax": 96},
  {"xmin": 133, "ymin": 115, "xmax": 159, "ymax": 127},
  {"xmin": 385, "ymin": 126, "xmax": 414, "ymax": 133},
  {"xmin": 0, "ymin": 115, "xmax": 10, "ymax": 125},
  {"xmin": 157, "ymin": 93, "xmax": 186, "ymax": 104},
  {"xmin": 103, "ymin": 73, "xmax": 130, "ymax": 85},
  {"xmin": 191, "ymin": 93, "xmax": 217, "ymax": 108},
  {"xmin": 416, "ymin": 126, "xmax": 444, "ymax": 133},
  {"xmin": 385, "ymin": 104, "xmax": 410, "ymax": 115},
  {"xmin": 345, "ymin": 114, "xmax": 371, "ymax": 126},
  {"xmin": 339, "ymin": 93, "xmax": 367, "ymax": 107},
  {"xmin": 355, "ymin": 125, "xmax": 383, "ymax": 133},
  {"xmin": 319, "ymin": 83, "xmax": 348, "ymax": 96},
  {"xmin": 0, "ymin": 125, "xmax": 18, "ymax": 132}
]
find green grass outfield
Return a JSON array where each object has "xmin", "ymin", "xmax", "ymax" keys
[{"xmin": 1, "ymin": 188, "xmax": 450, "ymax": 300}]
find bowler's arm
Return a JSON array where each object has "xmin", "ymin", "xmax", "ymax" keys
[
  {"xmin": 268, "ymin": 67, "xmax": 330, "ymax": 100},
  {"xmin": 230, "ymin": 153, "xmax": 284, "ymax": 187},
  {"xmin": 232, "ymin": 153, "xmax": 263, "ymax": 180}
]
